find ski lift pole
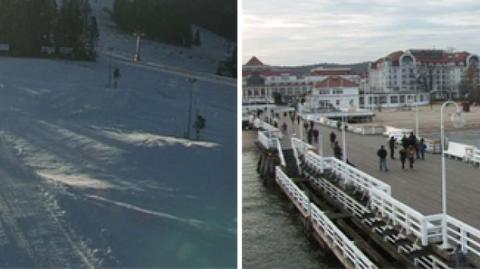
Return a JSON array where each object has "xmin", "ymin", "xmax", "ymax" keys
[{"xmin": 186, "ymin": 78, "xmax": 197, "ymax": 139}]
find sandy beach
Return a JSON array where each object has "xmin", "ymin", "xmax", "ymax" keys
[{"xmin": 356, "ymin": 103, "xmax": 480, "ymax": 135}]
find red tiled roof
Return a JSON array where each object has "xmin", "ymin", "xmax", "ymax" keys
[
  {"xmin": 310, "ymin": 69, "xmax": 351, "ymax": 76},
  {"xmin": 371, "ymin": 49, "xmax": 472, "ymax": 69},
  {"xmin": 244, "ymin": 56, "xmax": 264, "ymax": 66},
  {"xmin": 315, "ymin": 76, "xmax": 357, "ymax": 88},
  {"xmin": 242, "ymin": 70, "xmax": 294, "ymax": 77},
  {"xmin": 386, "ymin": 50, "xmax": 404, "ymax": 66}
]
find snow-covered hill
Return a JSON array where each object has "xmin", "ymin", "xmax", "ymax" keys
[
  {"xmin": 0, "ymin": 1, "xmax": 236, "ymax": 267},
  {"xmin": 92, "ymin": 0, "xmax": 235, "ymax": 75}
]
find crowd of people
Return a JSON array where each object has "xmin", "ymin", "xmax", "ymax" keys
[
  {"xmin": 378, "ymin": 132, "xmax": 427, "ymax": 172},
  {"xmin": 259, "ymin": 108, "xmax": 429, "ymax": 174}
]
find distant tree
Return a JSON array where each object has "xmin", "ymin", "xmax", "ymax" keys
[
  {"xmin": 0, "ymin": 0, "xmax": 95, "ymax": 59},
  {"xmin": 193, "ymin": 115, "xmax": 206, "ymax": 140},
  {"xmin": 461, "ymin": 65, "xmax": 480, "ymax": 104},
  {"xmin": 112, "ymin": 0, "xmax": 193, "ymax": 47},
  {"xmin": 216, "ymin": 46, "xmax": 236, "ymax": 78}
]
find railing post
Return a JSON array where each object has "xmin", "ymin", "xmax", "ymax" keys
[
  {"xmin": 461, "ymin": 227, "xmax": 467, "ymax": 254},
  {"xmin": 405, "ymin": 214, "xmax": 411, "ymax": 234},
  {"xmin": 442, "ymin": 215, "xmax": 449, "ymax": 249},
  {"xmin": 421, "ymin": 217, "xmax": 428, "ymax": 246}
]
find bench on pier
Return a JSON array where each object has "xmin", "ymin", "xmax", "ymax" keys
[
  {"xmin": 444, "ymin": 142, "xmax": 475, "ymax": 161},
  {"xmin": 466, "ymin": 148, "xmax": 480, "ymax": 167}
]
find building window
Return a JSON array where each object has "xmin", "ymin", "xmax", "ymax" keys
[
  {"xmin": 400, "ymin": 95, "xmax": 405, "ymax": 103},
  {"xmin": 336, "ymin": 100, "xmax": 340, "ymax": 106},
  {"xmin": 391, "ymin": 96, "xmax": 398, "ymax": 104}
]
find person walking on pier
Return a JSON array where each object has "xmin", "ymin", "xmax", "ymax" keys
[
  {"xmin": 388, "ymin": 136, "xmax": 396, "ymax": 159},
  {"xmin": 377, "ymin": 145, "xmax": 389, "ymax": 172},
  {"xmin": 334, "ymin": 141, "xmax": 342, "ymax": 160},
  {"xmin": 419, "ymin": 138, "xmax": 427, "ymax": 160},
  {"xmin": 407, "ymin": 145, "xmax": 416, "ymax": 169},
  {"xmin": 307, "ymin": 128, "xmax": 313, "ymax": 144},
  {"xmin": 408, "ymin": 132, "xmax": 419, "ymax": 159},
  {"xmin": 401, "ymin": 135, "xmax": 408, "ymax": 149},
  {"xmin": 399, "ymin": 147, "xmax": 407, "ymax": 169},
  {"xmin": 330, "ymin": 131, "xmax": 337, "ymax": 147},
  {"xmin": 312, "ymin": 129, "xmax": 319, "ymax": 144},
  {"xmin": 281, "ymin": 122, "xmax": 288, "ymax": 135}
]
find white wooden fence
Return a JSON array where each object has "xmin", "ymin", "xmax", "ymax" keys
[
  {"xmin": 294, "ymin": 142, "xmax": 480, "ymax": 251},
  {"xmin": 275, "ymin": 167, "xmax": 378, "ymax": 269}
]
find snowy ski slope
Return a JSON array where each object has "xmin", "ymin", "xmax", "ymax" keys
[{"xmin": 0, "ymin": 0, "xmax": 236, "ymax": 267}]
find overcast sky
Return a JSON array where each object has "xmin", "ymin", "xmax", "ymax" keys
[{"xmin": 243, "ymin": 0, "xmax": 480, "ymax": 66}]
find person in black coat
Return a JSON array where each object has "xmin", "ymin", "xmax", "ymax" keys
[
  {"xmin": 377, "ymin": 145, "xmax": 389, "ymax": 172},
  {"xmin": 312, "ymin": 129, "xmax": 319, "ymax": 144},
  {"xmin": 401, "ymin": 135, "xmax": 408, "ymax": 149},
  {"xmin": 330, "ymin": 131, "xmax": 337, "ymax": 145},
  {"xmin": 388, "ymin": 136, "xmax": 396, "ymax": 159},
  {"xmin": 399, "ymin": 147, "xmax": 407, "ymax": 169},
  {"xmin": 334, "ymin": 141, "xmax": 342, "ymax": 160},
  {"xmin": 307, "ymin": 129, "xmax": 313, "ymax": 144}
]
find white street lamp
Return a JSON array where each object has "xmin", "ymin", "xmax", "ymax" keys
[
  {"xmin": 342, "ymin": 114, "xmax": 347, "ymax": 162},
  {"xmin": 415, "ymin": 93, "xmax": 419, "ymax": 137},
  {"xmin": 440, "ymin": 100, "xmax": 465, "ymax": 248}
]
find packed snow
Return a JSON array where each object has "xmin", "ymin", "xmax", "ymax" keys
[{"xmin": 0, "ymin": 0, "xmax": 236, "ymax": 267}]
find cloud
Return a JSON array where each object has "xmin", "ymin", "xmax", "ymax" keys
[{"xmin": 243, "ymin": 0, "xmax": 480, "ymax": 65}]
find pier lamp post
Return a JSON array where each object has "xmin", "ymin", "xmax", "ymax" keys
[
  {"xmin": 440, "ymin": 100, "xmax": 466, "ymax": 248},
  {"xmin": 342, "ymin": 114, "xmax": 347, "ymax": 163},
  {"xmin": 415, "ymin": 92, "xmax": 419, "ymax": 137}
]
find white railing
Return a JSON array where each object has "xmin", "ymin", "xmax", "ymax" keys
[
  {"xmin": 351, "ymin": 125, "xmax": 384, "ymax": 136},
  {"xmin": 307, "ymin": 175, "xmax": 370, "ymax": 218},
  {"xmin": 303, "ymin": 152, "xmax": 391, "ymax": 195},
  {"xmin": 310, "ymin": 205, "xmax": 378, "ymax": 269},
  {"xmin": 257, "ymin": 130, "xmax": 277, "ymax": 150},
  {"xmin": 275, "ymin": 167, "xmax": 378, "ymax": 269},
  {"xmin": 275, "ymin": 167, "xmax": 310, "ymax": 217},
  {"xmin": 291, "ymin": 137, "xmax": 315, "ymax": 157},
  {"xmin": 291, "ymin": 135, "xmax": 480, "ymax": 259},
  {"xmin": 369, "ymin": 189, "xmax": 443, "ymax": 246},
  {"xmin": 414, "ymin": 255, "xmax": 450, "ymax": 269},
  {"xmin": 444, "ymin": 215, "xmax": 480, "ymax": 256},
  {"xmin": 275, "ymin": 138, "xmax": 286, "ymax": 167},
  {"xmin": 300, "ymin": 146, "xmax": 441, "ymax": 246},
  {"xmin": 291, "ymin": 137, "xmax": 315, "ymax": 174},
  {"xmin": 304, "ymin": 150, "xmax": 327, "ymax": 173},
  {"xmin": 258, "ymin": 119, "xmax": 281, "ymax": 135}
]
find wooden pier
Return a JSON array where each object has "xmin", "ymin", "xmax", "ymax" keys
[
  {"xmin": 277, "ymin": 115, "xmax": 480, "ymax": 228},
  {"xmin": 248, "ymin": 113, "xmax": 480, "ymax": 269}
]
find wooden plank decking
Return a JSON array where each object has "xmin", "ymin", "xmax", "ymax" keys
[{"xmin": 274, "ymin": 115, "xmax": 480, "ymax": 229}]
